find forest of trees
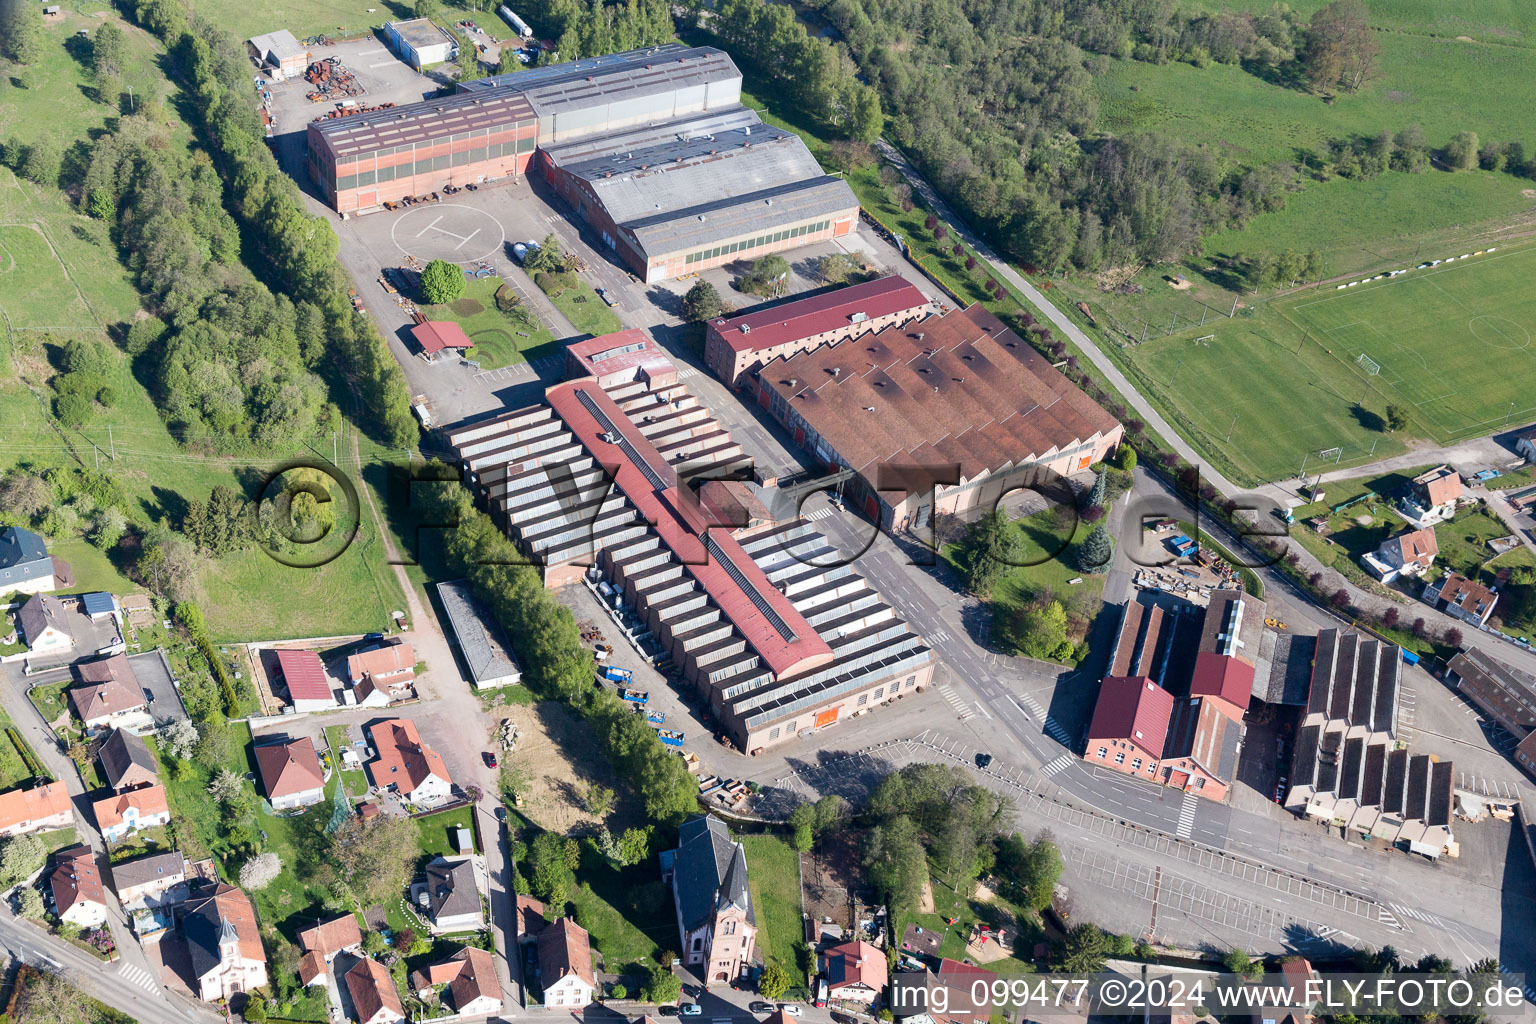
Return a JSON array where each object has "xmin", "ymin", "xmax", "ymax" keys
[
  {"xmin": 105, "ymin": 0, "xmax": 417, "ymax": 448},
  {"xmin": 789, "ymin": 0, "xmax": 1536, "ymax": 274}
]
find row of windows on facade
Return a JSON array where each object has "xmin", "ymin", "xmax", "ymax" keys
[
  {"xmin": 1092, "ymin": 746, "xmax": 1206, "ymax": 789},
  {"xmin": 331, "ymin": 140, "xmax": 534, "ymax": 190},
  {"xmin": 684, "ymin": 220, "xmax": 831, "ymax": 266},
  {"xmin": 338, "ymin": 126, "xmax": 534, "ymax": 163},
  {"xmin": 763, "ymin": 674, "xmax": 916, "ymax": 741}
]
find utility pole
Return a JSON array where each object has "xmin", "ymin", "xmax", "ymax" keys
[
  {"xmin": 1226, "ymin": 413, "xmax": 1238, "ymax": 443},
  {"xmin": 1170, "ymin": 313, "xmax": 1178, "ymax": 334},
  {"xmin": 1299, "ymin": 452, "xmax": 1310, "ymax": 482},
  {"xmin": 1230, "ymin": 294, "xmax": 1239, "ymax": 317},
  {"xmin": 127, "ymin": 85, "xmax": 134, "ymax": 112},
  {"xmin": 1505, "ymin": 401, "xmax": 1516, "ymax": 429},
  {"xmin": 332, "ymin": 431, "xmax": 338, "ymax": 466},
  {"xmin": 1199, "ymin": 306, "xmax": 1207, "ymax": 327},
  {"xmin": 1140, "ymin": 322, "xmax": 1148, "ymax": 345}
]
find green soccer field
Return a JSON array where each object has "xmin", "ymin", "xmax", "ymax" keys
[
  {"xmin": 1274, "ymin": 242, "xmax": 1536, "ymax": 440},
  {"xmin": 1118, "ymin": 240, "xmax": 1536, "ymax": 485}
]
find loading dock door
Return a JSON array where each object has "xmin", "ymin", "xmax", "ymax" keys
[{"xmin": 814, "ymin": 707, "xmax": 840, "ymax": 729}]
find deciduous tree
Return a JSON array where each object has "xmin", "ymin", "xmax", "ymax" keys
[{"xmin": 420, "ymin": 259, "xmax": 466, "ymax": 304}]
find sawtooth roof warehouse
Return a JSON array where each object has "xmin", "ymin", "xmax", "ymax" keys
[{"xmin": 306, "ymin": 44, "xmax": 859, "ymax": 283}]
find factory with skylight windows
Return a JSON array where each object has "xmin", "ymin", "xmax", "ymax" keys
[{"xmin": 306, "ymin": 43, "xmax": 859, "ymax": 281}]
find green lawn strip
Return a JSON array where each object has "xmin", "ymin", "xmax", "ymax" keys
[
  {"xmin": 325, "ymin": 726, "xmax": 370, "ymax": 797},
  {"xmin": 415, "ymin": 805, "xmax": 478, "ymax": 859},
  {"xmin": 739, "ymin": 833, "xmax": 808, "ymax": 993},
  {"xmin": 895, "ymin": 882, "xmax": 1038, "ymax": 978},
  {"xmin": 569, "ymin": 843, "xmax": 672, "ymax": 971},
  {"xmin": 1486, "ymin": 465, "xmax": 1536, "ymax": 491},
  {"xmin": 0, "ymin": 705, "xmax": 44, "ymax": 789},
  {"xmin": 50, "ymin": 538, "xmax": 139, "ymax": 596},
  {"xmin": 1432, "ymin": 509, "xmax": 1515, "ymax": 579},
  {"xmin": 544, "ymin": 279, "xmax": 623, "ymax": 338},
  {"xmin": 36, "ymin": 827, "xmax": 76, "ymax": 854},
  {"xmin": 106, "ymin": 825, "xmax": 172, "ymax": 864},
  {"xmin": 1172, "ymin": 521, "xmax": 1263, "ymax": 599},
  {"xmin": 28, "ymin": 681, "xmax": 71, "ymax": 726},
  {"xmin": 420, "ymin": 276, "xmax": 555, "ymax": 370}
]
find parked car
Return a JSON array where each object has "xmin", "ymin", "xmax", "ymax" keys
[
  {"xmin": 143, "ymin": 687, "xmax": 156, "ymax": 705},
  {"xmin": 975, "ymin": 752, "xmax": 993, "ymax": 768},
  {"xmin": 1273, "ymin": 776, "xmax": 1288, "ymax": 803},
  {"xmin": 750, "ymin": 1003, "xmax": 775, "ymax": 1014},
  {"xmin": 779, "ymin": 1006, "xmax": 803, "ymax": 1017},
  {"xmin": 484, "ymin": 751, "xmax": 499, "ymax": 769},
  {"xmin": 657, "ymin": 1007, "xmax": 679, "ymax": 1017},
  {"xmin": 831, "ymin": 1013, "xmax": 858, "ymax": 1024},
  {"xmin": 681, "ymin": 1004, "xmax": 702, "ymax": 1017},
  {"xmin": 510, "ymin": 241, "xmax": 528, "ymax": 264},
  {"xmin": 495, "ymin": 806, "xmax": 507, "ymax": 822}
]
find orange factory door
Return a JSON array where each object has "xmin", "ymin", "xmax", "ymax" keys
[{"xmin": 814, "ymin": 707, "xmax": 839, "ymax": 729}]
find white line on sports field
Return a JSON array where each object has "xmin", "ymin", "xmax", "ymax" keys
[{"xmin": 1292, "ymin": 244, "xmax": 1530, "ymax": 311}]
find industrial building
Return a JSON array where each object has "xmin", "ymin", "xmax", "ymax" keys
[
  {"xmin": 705, "ymin": 275, "xmax": 932, "ymax": 387},
  {"xmin": 307, "ymin": 89, "xmax": 538, "ymax": 213},
  {"xmin": 247, "ymin": 30, "xmax": 308, "ymax": 79},
  {"xmin": 306, "ymin": 44, "xmax": 860, "ymax": 280},
  {"xmin": 1285, "ymin": 629, "xmax": 1454, "ymax": 856},
  {"xmin": 445, "ymin": 331, "xmax": 935, "ymax": 752},
  {"xmin": 435, "ymin": 581, "xmax": 523, "ymax": 690},
  {"xmin": 1083, "ymin": 590, "xmax": 1263, "ymax": 802},
  {"xmin": 1446, "ymin": 646, "xmax": 1536, "ymax": 778},
  {"xmin": 385, "ymin": 18, "xmax": 457, "ymax": 71},
  {"xmin": 755, "ymin": 304, "xmax": 1123, "ymax": 531}
]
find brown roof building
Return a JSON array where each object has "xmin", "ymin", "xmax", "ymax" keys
[
  {"xmin": 366, "ymin": 719, "xmax": 452, "ymax": 806},
  {"xmin": 98, "ymin": 727, "xmax": 158, "ymax": 792},
  {"xmin": 1424, "ymin": 572, "xmax": 1499, "ymax": 627},
  {"xmin": 705, "ymin": 275, "xmax": 931, "ymax": 387},
  {"xmin": 755, "ymin": 303, "xmax": 1121, "ymax": 530},
  {"xmin": 1447, "ymin": 647, "xmax": 1536, "ymax": 779},
  {"xmin": 410, "ymin": 946, "xmax": 502, "ymax": 1015},
  {"xmin": 70, "ymin": 655, "xmax": 147, "ymax": 729},
  {"xmin": 537, "ymin": 918, "xmax": 596, "ymax": 1008},
  {"xmin": 49, "ymin": 845, "xmax": 107, "ymax": 928},
  {"xmin": 254, "ymin": 738, "xmax": 326, "ymax": 810},
  {"xmin": 345, "ymin": 957, "xmax": 405, "ymax": 1024},
  {"xmin": 92, "ymin": 785, "xmax": 171, "ymax": 842}
]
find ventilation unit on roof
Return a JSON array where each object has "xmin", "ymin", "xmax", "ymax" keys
[
  {"xmin": 740, "ymin": 324, "xmax": 751, "ymax": 334},
  {"xmin": 831, "ymin": 367, "xmax": 841, "ymax": 377},
  {"xmin": 863, "ymin": 406, "xmax": 875, "ymax": 412},
  {"xmin": 917, "ymin": 333, "xmax": 926, "ymax": 341},
  {"xmin": 849, "ymin": 312, "xmax": 868, "ymax": 323},
  {"xmin": 744, "ymin": 126, "xmax": 752, "ymax": 135}
]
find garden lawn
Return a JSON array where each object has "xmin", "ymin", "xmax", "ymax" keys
[
  {"xmin": 415, "ymin": 805, "xmax": 478, "ymax": 859},
  {"xmin": 739, "ymin": 833, "xmax": 807, "ymax": 991},
  {"xmin": 420, "ymin": 277, "xmax": 557, "ymax": 370},
  {"xmin": 941, "ymin": 508, "xmax": 1106, "ymax": 662},
  {"xmin": 325, "ymin": 726, "xmax": 370, "ymax": 797},
  {"xmin": 544, "ymin": 278, "xmax": 622, "ymax": 338},
  {"xmin": 0, "ymin": 707, "xmax": 43, "ymax": 789},
  {"xmin": 28, "ymin": 681, "xmax": 70, "ymax": 726},
  {"xmin": 897, "ymin": 877, "xmax": 1038, "ymax": 977},
  {"xmin": 569, "ymin": 844, "xmax": 673, "ymax": 971},
  {"xmin": 1433, "ymin": 509, "xmax": 1513, "ymax": 579}
]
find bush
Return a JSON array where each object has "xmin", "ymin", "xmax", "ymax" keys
[
  {"xmin": 53, "ymin": 393, "xmax": 95, "ymax": 428},
  {"xmin": 534, "ymin": 270, "xmax": 576, "ymax": 296}
]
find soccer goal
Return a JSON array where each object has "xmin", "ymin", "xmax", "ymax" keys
[{"xmin": 1357, "ymin": 352, "xmax": 1382, "ymax": 376}]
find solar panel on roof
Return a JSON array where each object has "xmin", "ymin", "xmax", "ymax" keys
[{"xmin": 705, "ymin": 534, "xmax": 798, "ymax": 643}]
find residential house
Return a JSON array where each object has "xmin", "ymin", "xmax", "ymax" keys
[
  {"xmin": 915, "ymin": 959, "xmax": 995, "ymax": 1024},
  {"xmin": 17, "ymin": 593, "xmax": 72, "ymax": 654},
  {"xmin": 351, "ymin": 677, "xmax": 392, "ymax": 708},
  {"xmin": 537, "ymin": 918, "xmax": 596, "ymax": 1008},
  {"xmin": 111, "ymin": 850, "xmax": 187, "ymax": 910},
  {"xmin": 1363, "ymin": 528, "xmax": 1439, "ymax": 583},
  {"xmin": 1424, "ymin": 572, "xmax": 1499, "ymax": 627},
  {"xmin": 273, "ymin": 649, "xmax": 336, "ymax": 713},
  {"xmin": 92, "ymin": 784, "xmax": 170, "ymax": 843},
  {"xmin": 49, "ymin": 846, "xmax": 107, "ymax": 929},
  {"xmin": 410, "ymin": 946, "xmax": 502, "ymax": 1016},
  {"xmin": 1265, "ymin": 957, "xmax": 1320, "ymax": 1024},
  {"xmin": 422, "ymin": 856, "xmax": 483, "ymax": 933},
  {"xmin": 347, "ymin": 641, "xmax": 415, "ymax": 689},
  {"xmin": 297, "ymin": 912, "xmax": 363, "ymax": 987},
  {"xmin": 183, "ymin": 883, "xmax": 268, "ymax": 1002},
  {"xmin": 666, "ymin": 814, "xmax": 757, "ymax": 985},
  {"xmin": 1399, "ymin": 465, "xmax": 1462, "ymax": 526},
  {"xmin": 70, "ymin": 655, "xmax": 149, "ymax": 733},
  {"xmin": 0, "ymin": 781, "xmax": 72, "ymax": 838},
  {"xmin": 365, "ymin": 719, "xmax": 453, "ymax": 808},
  {"xmin": 99, "ymin": 728, "xmax": 159, "ymax": 793},
  {"xmin": 254, "ymin": 737, "xmax": 327, "ymax": 811},
  {"xmin": 347, "ymin": 957, "xmax": 406, "ymax": 1024},
  {"xmin": 0, "ymin": 526, "xmax": 58, "ymax": 596},
  {"xmin": 823, "ymin": 939, "xmax": 887, "ymax": 1005}
]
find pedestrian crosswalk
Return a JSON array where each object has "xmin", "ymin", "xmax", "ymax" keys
[
  {"xmin": 118, "ymin": 963, "xmax": 157, "ymax": 992},
  {"xmin": 1498, "ymin": 965, "xmax": 1536, "ymax": 1005},
  {"xmin": 1043, "ymin": 716, "xmax": 1073, "ymax": 746},
  {"xmin": 938, "ymin": 684, "xmax": 974, "ymax": 721},
  {"xmin": 1015, "ymin": 693, "xmax": 1046, "ymax": 718},
  {"xmin": 804, "ymin": 507, "xmax": 835, "ymax": 521},
  {"xmin": 678, "ymin": 366, "xmax": 699, "ymax": 379},
  {"xmin": 927, "ymin": 628, "xmax": 951, "ymax": 644},
  {"xmin": 1175, "ymin": 793, "xmax": 1198, "ymax": 839},
  {"xmin": 1388, "ymin": 902, "xmax": 1444, "ymax": 926},
  {"xmin": 1040, "ymin": 754, "xmax": 1075, "ymax": 777}
]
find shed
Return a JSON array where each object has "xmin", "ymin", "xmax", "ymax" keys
[
  {"xmin": 412, "ymin": 321, "xmax": 474, "ymax": 360},
  {"xmin": 384, "ymin": 18, "xmax": 456, "ymax": 71},
  {"xmin": 80, "ymin": 592, "xmax": 117, "ymax": 620}
]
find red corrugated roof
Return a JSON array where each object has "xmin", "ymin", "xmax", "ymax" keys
[
  {"xmin": 565, "ymin": 328, "xmax": 676, "ymax": 380},
  {"xmin": 274, "ymin": 649, "xmax": 330, "ymax": 702},
  {"xmin": 547, "ymin": 380, "xmax": 833, "ymax": 680},
  {"xmin": 412, "ymin": 320, "xmax": 473, "ymax": 354},
  {"xmin": 711, "ymin": 276, "xmax": 928, "ymax": 354},
  {"xmin": 1188, "ymin": 651, "xmax": 1253, "ymax": 718},
  {"xmin": 1087, "ymin": 676, "xmax": 1174, "ymax": 757}
]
